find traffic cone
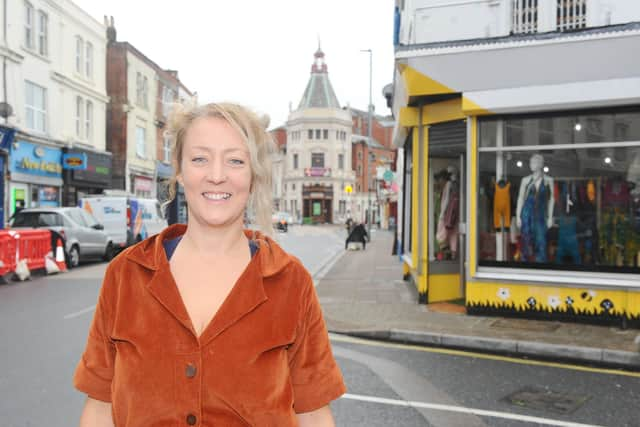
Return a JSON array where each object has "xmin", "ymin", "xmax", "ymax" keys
[{"xmin": 55, "ymin": 238, "xmax": 67, "ymax": 272}]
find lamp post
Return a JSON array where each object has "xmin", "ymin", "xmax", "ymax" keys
[{"xmin": 361, "ymin": 49, "xmax": 373, "ymax": 235}]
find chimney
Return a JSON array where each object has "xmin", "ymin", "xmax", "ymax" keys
[{"xmin": 106, "ymin": 16, "xmax": 116, "ymax": 42}]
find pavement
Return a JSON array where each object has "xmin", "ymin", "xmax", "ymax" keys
[{"xmin": 315, "ymin": 228, "xmax": 640, "ymax": 369}]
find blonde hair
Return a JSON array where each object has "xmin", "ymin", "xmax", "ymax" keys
[{"xmin": 164, "ymin": 102, "xmax": 275, "ymax": 237}]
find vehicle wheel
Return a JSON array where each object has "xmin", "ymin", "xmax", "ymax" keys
[
  {"xmin": 103, "ymin": 242, "xmax": 115, "ymax": 262},
  {"xmin": 67, "ymin": 245, "xmax": 80, "ymax": 269}
]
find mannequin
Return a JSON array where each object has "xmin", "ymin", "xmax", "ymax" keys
[
  {"xmin": 493, "ymin": 176, "xmax": 511, "ymax": 261},
  {"xmin": 437, "ymin": 166, "xmax": 459, "ymax": 259},
  {"xmin": 516, "ymin": 154, "xmax": 554, "ymax": 262}
]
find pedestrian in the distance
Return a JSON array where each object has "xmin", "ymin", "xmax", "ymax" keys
[
  {"xmin": 74, "ymin": 102, "xmax": 346, "ymax": 426},
  {"xmin": 346, "ymin": 222, "xmax": 369, "ymax": 250}
]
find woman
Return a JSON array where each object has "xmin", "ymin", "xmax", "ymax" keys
[{"xmin": 74, "ymin": 103, "xmax": 346, "ymax": 426}]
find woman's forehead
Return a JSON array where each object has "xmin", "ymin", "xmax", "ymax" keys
[{"xmin": 184, "ymin": 116, "xmax": 248, "ymax": 151}]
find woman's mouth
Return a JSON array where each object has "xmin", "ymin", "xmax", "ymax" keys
[{"xmin": 202, "ymin": 192, "xmax": 231, "ymax": 201}]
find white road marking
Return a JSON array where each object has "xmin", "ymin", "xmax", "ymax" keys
[
  {"xmin": 64, "ymin": 305, "xmax": 96, "ymax": 319},
  {"xmin": 341, "ymin": 393, "xmax": 602, "ymax": 427}
]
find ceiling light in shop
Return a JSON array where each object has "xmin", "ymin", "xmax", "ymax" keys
[
  {"xmin": 543, "ymin": 166, "xmax": 549, "ymax": 173},
  {"xmin": 516, "ymin": 161, "xmax": 523, "ymax": 168},
  {"xmin": 604, "ymin": 157, "xmax": 612, "ymax": 164},
  {"xmin": 574, "ymin": 123, "xmax": 582, "ymax": 131}
]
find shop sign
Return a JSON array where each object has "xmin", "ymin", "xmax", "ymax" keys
[
  {"xmin": 10, "ymin": 141, "xmax": 62, "ymax": 178},
  {"xmin": 71, "ymin": 151, "xmax": 112, "ymax": 185},
  {"xmin": 63, "ymin": 153, "xmax": 88, "ymax": 170},
  {"xmin": 304, "ymin": 167, "xmax": 331, "ymax": 177},
  {"xmin": 134, "ymin": 176, "xmax": 152, "ymax": 191}
]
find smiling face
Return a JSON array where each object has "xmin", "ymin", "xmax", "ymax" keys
[{"xmin": 178, "ymin": 116, "xmax": 252, "ymax": 230}]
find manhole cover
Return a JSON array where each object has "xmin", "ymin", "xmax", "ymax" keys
[
  {"xmin": 490, "ymin": 318, "xmax": 561, "ymax": 332},
  {"xmin": 502, "ymin": 387, "xmax": 590, "ymax": 414}
]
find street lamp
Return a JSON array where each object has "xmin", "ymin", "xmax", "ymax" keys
[{"xmin": 360, "ymin": 49, "xmax": 373, "ymax": 235}]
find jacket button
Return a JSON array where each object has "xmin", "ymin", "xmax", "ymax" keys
[
  {"xmin": 185, "ymin": 364, "xmax": 197, "ymax": 378},
  {"xmin": 186, "ymin": 414, "xmax": 197, "ymax": 425}
]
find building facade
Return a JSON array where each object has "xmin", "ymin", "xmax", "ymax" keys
[
  {"xmin": 283, "ymin": 48, "xmax": 355, "ymax": 224},
  {"xmin": 105, "ymin": 19, "xmax": 194, "ymax": 202},
  {"xmin": 0, "ymin": 0, "xmax": 110, "ymax": 224},
  {"xmin": 392, "ymin": 0, "xmax": 640, "ymax": 325}
]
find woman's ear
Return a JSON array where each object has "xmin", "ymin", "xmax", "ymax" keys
[{"xmin": 176, "ymin": 174, "xmax": 183, "ymax": 186}]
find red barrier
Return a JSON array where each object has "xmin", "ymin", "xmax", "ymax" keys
[
  {"xmin": 0, "ymin": 229, "xmax": 53, "ymax": 278},
  {"xmin": 14, "ymin": 229, "xmax": 52, "ymax": 272},
  {"xmin": 0, "ymin": 231, "xmax": 17, "ymax": 276}
]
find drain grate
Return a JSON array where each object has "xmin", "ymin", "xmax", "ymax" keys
[{"xmin": 502, "ymin": 387, "xmax": 590, "ymax": 414}]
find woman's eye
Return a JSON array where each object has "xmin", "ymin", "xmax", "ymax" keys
[
  {"xmin": 192, "ymin": 157, "xmax": 207, "ymax": 164},
  {"xmin": 229, "ymin": 158, "xmax": 245, "ymax": 165}
]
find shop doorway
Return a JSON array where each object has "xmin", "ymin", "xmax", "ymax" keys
[
  {"xmin": 428, "ymin": 120, "xmax": 467, "ymax": 301},
  {"xmin": 10, "ymin": 182, "xmax": 29, "ymax": 219},
  {"xmin": 302, "ymin": 184, "xmax": 333, "ymax": 224}
]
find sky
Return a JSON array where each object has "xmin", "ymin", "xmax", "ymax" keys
[{"xmin": 72, "ymin": 0, "xmax": 396, "ymax": 129}]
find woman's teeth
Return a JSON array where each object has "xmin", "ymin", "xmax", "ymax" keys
[{"xmin": 203, "ymin": 192, "xmax": 231, "ymax": 200}]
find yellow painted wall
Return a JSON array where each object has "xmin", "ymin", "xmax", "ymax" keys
[{"xmin": 428, "ymin": 274, "xmax": 462, "ymax": 302}]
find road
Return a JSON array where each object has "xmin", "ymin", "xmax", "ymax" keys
[{"xmin": 0, "ymin": 225, "xmax": 637, "ymax": 426}]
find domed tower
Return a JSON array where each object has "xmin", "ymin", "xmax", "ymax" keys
[{"xmin": 284, "ymin": 48, "xmax": 355, "ymax": 225}]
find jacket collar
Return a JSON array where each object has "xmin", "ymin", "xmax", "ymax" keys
[
  {"xmin": 124, "ymin": 224, "xmax": 291, "ymax": 343},
  {"xmin": 124, "ymin": 223, "xmax": 292, "ymax": 278}
]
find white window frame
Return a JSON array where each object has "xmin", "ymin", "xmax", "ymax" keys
[
  {"xmin": 162, "ymin": 86, "xmax": 174, "ymax": 117},
  {"xmin": 75, "ymin": 96, "xmax": 84, "ymax": 138},
  {"xmin": 512, "ymin": 0, "xmax": 538, "ymax": 34},
  {"xmin": 75, "ymin": 36, "xmax": 84, "ymax": 74},
  {"xmin": 85, "ymin": 100, "xmax": 93, "ymax": 141},
  {"xmin": 85, "ymin": 42, "xmax": 93, "ymax": 79},
  {"xmin": 557, "ymin": 0, "xmax": 587, "ymax": 31},
  {"xmin": 142, "ymin": 76, "xmax": 149, "ymax": 109},
  {"xmin": 25, "ymin": 81, "xmax": 47, "ymax": 133},
  {"xmin": 24, "ymin": 2, "xmax": 34, "ymax": 49},
  {"xmin": 136, "ymin": 126, "xmax": 146, "ymax": 158},
  {"xmin": 37, "ymin": 10, "xmax": 47, "ymax": 56}
]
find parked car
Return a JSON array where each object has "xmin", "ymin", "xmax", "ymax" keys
[
  {"xmin": 9, "ymin": 207, "xmax": 114, "ymax": 268},
  {"xmin": 271, "ymin": 211, "xmax": 293, "ymax": 232},
  {"xmin": 79, "ymin": 195, "xmax": 167, "ymax": 248}
]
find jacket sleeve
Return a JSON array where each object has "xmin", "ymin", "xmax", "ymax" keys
[
  {"xmin": 288, "ymin": 273, "xmax": 346, "ymax": 413},
  {"xmin": 73, "ymin": 262, "xmax": 118, "ymax": 402}
]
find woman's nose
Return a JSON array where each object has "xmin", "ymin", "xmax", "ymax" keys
[{"xmin": 206, "ymin": 161, "xmax": 227, "ymax": 183}]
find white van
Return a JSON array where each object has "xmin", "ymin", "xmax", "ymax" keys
[{"xmin": 79, "ymin": 195, "xmax": 167, "ymax": 249}]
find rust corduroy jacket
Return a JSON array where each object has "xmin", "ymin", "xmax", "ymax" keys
[{"xmin": 74, "ymin": 224, "xmax": 346, "ymax": 426}]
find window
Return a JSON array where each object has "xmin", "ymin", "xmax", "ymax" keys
[
  {"xmin": 136, "ymin": 126, "xmax": 146, "ymax": 158},
  {"xmin": 357, "ymin": 165, "xmax": 362, "ymax": 176},
  {"xmin": 162, "ymin": 86, "xmax": 174, "ymax": 117},
  {"xmin": 85, "ymin": 42, "xmax": 93, "ymax": 78},
  {"xmin": 37, "ymin": 10, "xmax": 48, "ymax": 56},
  {"xmin": 315, "ymin": 129, "xmax": 321, "ymax": 139},
  {"xmin": 477, "ymin": 110, "xmax": 640, "ymax": 275},
  {"xmin": 24, "ymin": 2, "xmax": 34, "ymax": 48},
  {"xmin": 163, "ymin": 133, "xmax": 171, "ymax": 163},
  {"xmin": 358, "ymin": 151, "xmax": 363, "ymax": 160},
  {"xmin": 311, "ymin": 153, "xmax": 324, "ymax": 168},
  {"xmin": 75, "ymin": 96, "xmax": 83, "ymax": 137},
  {"xmin": 142, "ymin": 76, "xmax": 149, "ymax": 108},
  {"xmin": 292, "ymin": 184, "xmax": 296, "ymax": 191},
  {"xmin": 512, "ymin": 0, "xmax": 538, "ymax": 34},
  {"xmin": 308, "ymin": 129, "xmax": 313, "ymax": 139},
  {"xmin": 25, "ymin": 81, "xmax": 46, "ymax": 132},
  {"xmin": 75, "ymin": 36, "xmax": 84, "ymax": 74},
  {"xmin": 85, "ymin": 100, "xmax": 93, "ymax": 140},
  {"xmin": 323, "ymin": 129, "xmax": 328, "ymax": 139},
  {"xmin": 136, "ymin": 73, "xmax": 142, "ymax": 106},
  {"xmin": 557, "ymin": 0, "xmax": 586, "ymax": 31},
  {"xmin": 338, "ymin": 154, "xmax": 344, "ymax": 170},
  {"xmin": 293, "ymin": 153, "xmax": 299, "ymax": 169}
]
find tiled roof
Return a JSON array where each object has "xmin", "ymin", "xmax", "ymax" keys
[{"xmin": 298, "ymin": 48, "xmax": 341, "ymax": 110}]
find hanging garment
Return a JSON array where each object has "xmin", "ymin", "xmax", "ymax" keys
[
  {"xmin": 556, "ymin": 216, "xmax": 581, "ymax": 264},
  {"xmin": 520, "ymin": 179, "xmax": 550, "ymax": 263},
  {"xmin": 493, "ymin": 181, "xmax": 511, "ymax": 230}
]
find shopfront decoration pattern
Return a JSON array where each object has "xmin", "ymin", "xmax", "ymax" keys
[{"xmin": 467, "ymin": 282, "xmax": 639, "ymax": 324}]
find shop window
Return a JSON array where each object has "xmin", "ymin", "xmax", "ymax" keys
[
  {"xmin": 477, "ymin": 110, "xmax": 640, "ymax": 275},
  {"xmin": 430, "ymin": 160, "xmax": 461, "ymax": 262}
]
